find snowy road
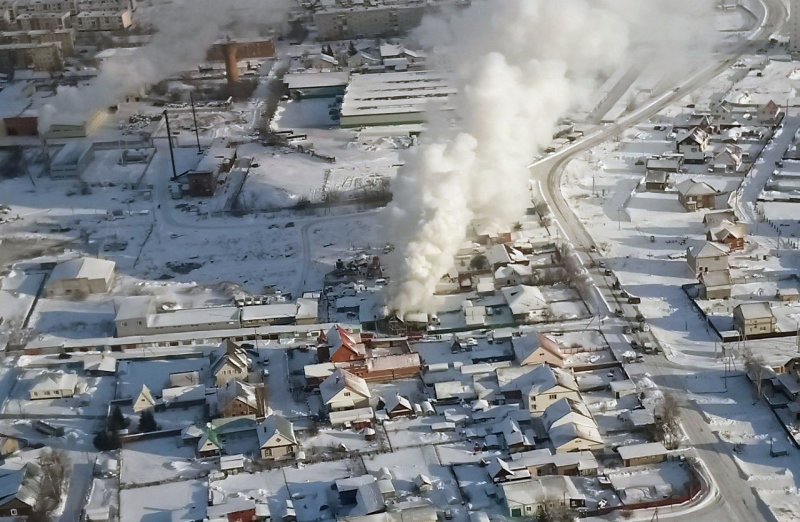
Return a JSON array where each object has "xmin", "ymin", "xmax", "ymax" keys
[{"xmin": 532, "ymin": 0, "xmax": 788, "ymax": 519}]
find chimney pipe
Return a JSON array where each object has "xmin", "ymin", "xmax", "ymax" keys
[{"xmin": 222, "ymin": 43, "xmax": 239, "ymax": 87}]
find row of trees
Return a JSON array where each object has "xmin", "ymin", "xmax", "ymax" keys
[{"xmin": 94, "ymin": 405, "xmax": 160, "ymax": 450}]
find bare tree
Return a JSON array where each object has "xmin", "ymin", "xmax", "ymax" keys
[
  {"xmin": 743, "ymin": 348, "xmax": 767, "ymax": 399},
  {"xmin": 654, "ymin": 392, "xmax": 681, "ymax": 449},
  {"xmin": 34, "ymin": 449, "xmax": 71, "ymax": 518}
]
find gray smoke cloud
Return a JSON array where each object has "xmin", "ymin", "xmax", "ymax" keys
[
  {"xmin": 385, "ymin": 0, "xmax": 714, "ymax": 316},
  {"xmin": 38, "ymin": 0, "xmax": 292, "ymax": 132}
]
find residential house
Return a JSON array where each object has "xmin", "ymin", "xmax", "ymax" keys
[
  {"xmin": 498, "ymin": 365, "xmax": 581, "ymax": 415},
  {"xmin": 29, "ymin": 372, "xmax": 79, "ymax": 400},
  {"xmin": 703, "ymin": 210, "xmax": 738, "ymax": 229},
  {"xmin": 197, "ymin": 416, "xmax": 258, "ymax": 457},
  {"xmin": 382, "ymin": 394, "xmax": 413, "ymax": 419},
  {"xmin": 733, "ymin": 302, "xmax": 777, "ymax": 337},
  {"xmin": 494, "ymin": 264, "xmax": 534, "ymax": 286},
  {"xmin": 757, "ymin": 99, "xmax": 783, "ymax": 126},
  {"xmin": 542, "ymin": 398, "xmax": 596, "ymax": 433},
  {"xmin": 335, "ymin": 475, "xmax": 386, "ymax": 517},
  {"xmin": 549, "ymin": 422, "xmax": 604, "ymax": 453},
  {"xmin": 512, "ymin": 333, "xmax": 567, "ymax": 368},
  {"xmin": 501, "ymin": 476, "xmax": 585, "ymax": 519},
  {"xmin": 501, "ymin": 285, "xmax": 549, "ymax": 323},
  {"xmin": 487, "ymin": 457, "xmax": 516, "ymax": 483},
  {"xmin": 707, "ymin": 221, "xmax": 747, "ymax": 251},
  {"xmin": 645, "ymin": 156, "xmax": 683, "ymax": 176},
  {"xmin": 677, "ymin": 179, "xmax": 718, "ymax": 211},
  {"xmin": 0, "ymin": 464, "xmax": 41, "ymax": 518},
  {"xmin": 713, "ymin": 144, "xmax": 744, "ymax": 173},
  {"xmin": 132, "ymin": 384, "xmax": 156, "ymax": 413},
  {"xmin": 320, "ymin": 368, "xmax": 371, "ymax": 412},
  {"xmin": 206, "ymin": 497, "xmax": 256, "ymax": 522},
  {"xmin": 321, "ymin": 325, "xmax": 367, "ymax": 363},
  {"xmin": 162, "ymin": 385, "xmax": 205, "ymax": 408},
  {"xmin": 44, "ymin": 256, "xmax": 115, "ymax": 297},
  {"xmin": 257, "ymin": 414, "xmax": 299, "ymax": 461},
  {"xmin": 686, "ymin": 242, "xmax": 729, "ymax": 275},
  {"xmin": 643, "ymin": 170, "xmax": 670, "ymax": 192},
  {"xmin": 698, "ymin": 270, "xmax": 732, "ymax": 300},
  {"xmin": 211, "ymin": 339, "xmax": 250, "ymax": 387},
  {"xmin": 617, "ymin": 442, "xmax": 668, "ymax": 467},
  {"xmin": 216, "ymin": 380, "xmax": 267, "ymax": 419},
  {"xmin": 675, "ymin": 127, "xmax": 710, "ymax": 163},
  {"xmin": 83, "ymin": 355, "xmax": 117, "ymax": 375},
  {"xmin": 500, "ymin": 417, "xmax": 535, "ymax": 453},
  {"xmin": 509, "ymin": 449, "xmax": 598, "ymax": 477}
]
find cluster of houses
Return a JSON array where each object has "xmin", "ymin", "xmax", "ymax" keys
[{"xmin": 641, "ymin": 99, "xmax": 784, "ymax": 211}]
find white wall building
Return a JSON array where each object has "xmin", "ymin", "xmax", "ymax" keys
[
  {"xmin": 45, "ymin": 256, "xmax": 115, "ymax": 297},
  {"xmin": 75, "ymin": 8, "xmax": 131, "ymax": 30}
]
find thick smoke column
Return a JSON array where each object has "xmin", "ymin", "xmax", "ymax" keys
[
  {"xmin": 38, "ymin": 0, "xmax": 291, "ymax": 132},
  {"xmin": 385, "ymin": 0, "xmax": 712, "ymax": 316}
]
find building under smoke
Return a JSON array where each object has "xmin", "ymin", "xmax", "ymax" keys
[
  {"xmin": 340, "ymin": 70, "xmax": 454, "ymax": 128},
  {"xmin": 313, "ymin": 0, "xmax": 468, "ymax": 41}
]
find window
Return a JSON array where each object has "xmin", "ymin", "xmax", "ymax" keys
[
  {"xmin": 549, "ymin": 394, "xmax": 558, "ymax": 400},
  {"xmin": 344, "ymin": 391, "xmax": 351, "ymax": 397},
  {"xmin": 262, "ymin": 448, "xmax": 271, "ymax": 456},
  {"xmin": 9, "ymin": 509, "xmax": 17, "ymax": 516},
  {"xmin": 511, "ymin": 508, "xmax": 522, "ymax": 517}
]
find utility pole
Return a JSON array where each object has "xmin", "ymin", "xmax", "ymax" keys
[
  {"xmin": 162, "ymin": 110, "xmax": 177, "ymax": 181},
  {"xmin": 190, "ymin": 92, "xmax": 202, "ymax": 154}
]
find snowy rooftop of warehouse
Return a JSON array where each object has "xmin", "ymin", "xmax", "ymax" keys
[
  {"xmin": 341, "ymin": 70, "xmax": 455, "ymax": 117},
  {"xmin": 283, "ymin": 71, "xmax": 350, "ymax": 90},
  {"xmin": 0, "ymin": 80, "xmax": 33, "ymax": 118}
]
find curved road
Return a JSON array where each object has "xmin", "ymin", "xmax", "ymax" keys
[{"xmin": 531, "ymin": 1, "xmax": 787, "ymax": 521}]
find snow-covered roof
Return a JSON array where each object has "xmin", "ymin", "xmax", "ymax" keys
[
  {"xmin": 542, "ymin": 398, "xmax": 595, "ymax": 432},
  {"xmin": 676, "ymin": 179, "xmax": 717, "ymax": 197},
  {"xmin": 30, "ymin": 372, "xmax": 78, "ymax": 394},
  {"xmin": 114, "ymin": 296, "xmax": 154, "ymax": 322},
  {"xmin": 500, "ymin": 285, "xmax": 548, "ymax": 315},
  {"xmin": 699, "ymin": 270, "xmax": 731, "ymax": 288},
  {"xmin": 617, "ymin": 442, "xmax": 668, "ymax": 461},
  {"xmin": 162, "ymin": 384, "xmax": 205, "ymax": 404},
  {"xmin": 501, "ymin": 476, "xmax": 583, "ymax": 507},
  {"xmin": 734, "ymin": 301, "xmax": 774, "ymax": 320},
  {"xmin": 341, "ymin": 70, "xmax": 454, "ymax": 118},
  {"xmin": 283, "ymin": 71, "xmax": 349, "ymax": 90},
  {"xmin": 383, "ymin": 393, "xmax": 411, "ymax": 413},
  {"xmin": 549, "ymin": 421, "xmax": 603, "ymax": 450},
  {"xmin": 512, "ymin": 332, "xmax": 565, "ymax": 364},
  {"xmin": 217, "ymin": 379, "xmax": 260, "ymax": 411},
  {"xmin": 48, "ymin": 256, "xmax": 115, "ymax": 284},
  {"xmin": 320, "ymin": 368, "xmax": 370, "ymax": 404},
  {"xmin": 82, "ymin": 354, "xmax": 116, "ymax": 374},
  {"xmin": 257, "ymin": 414, "xmax": 297, "ymax": 448},
  {"xmin": 240, "ymin": 303, "xmax": 298, "ymax": 322},
  {"xmin": 688, "ymin": 241, "xmax": 728, "ymax": 259}
]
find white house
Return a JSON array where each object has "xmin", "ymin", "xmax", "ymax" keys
[
  {"xmin": 45, "ymin": 256, "xmax": 115, "ymax": 297},
  {"xmin": 319, "ymin": 368, "xmax": 371, "ymax": 412},
  {"xmin": 686, "ymin": 242, "xmax": 729, "ymax": 275},
  {"xmin": 29, "ymin": 373, "xmax": 79, "ymax": 400},
  {"xmin": 501, "ymin": 285, "xmax": 549, "ymax": 323},
  {"xmin": 257, "ymin": 414, "xmax": 299, "ymax": 460},
  {"xmin": 512, "ymin": 333, "xmax": 567, "ymax": 368},
  {"xmin": 132, "ymin": 384, "xmax": 156, "ymax": 413},
  {"xmin": 501, "ymin": 476, "xmax": 585, "ymax": 519},
  {"xmin": 211, "ymin": 339, "xmax": 250, "ymax": 387}
]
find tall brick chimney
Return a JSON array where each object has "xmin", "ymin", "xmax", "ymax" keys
[{"xmin": 222, "ymin": 42, "xmax": 239, "ymax": 87}]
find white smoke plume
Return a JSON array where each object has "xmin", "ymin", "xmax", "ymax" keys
[
  {"xmin": 38, "ymin": 0, "xmax": 292, "ymax": 132},
  {"xmin": 385, "ymin": 0, "xmax": 714, "ymax": 316}
]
